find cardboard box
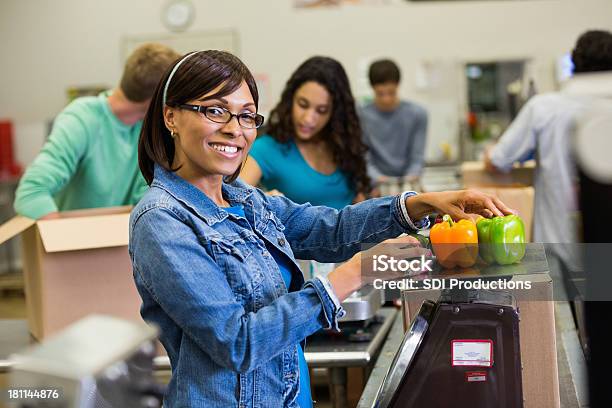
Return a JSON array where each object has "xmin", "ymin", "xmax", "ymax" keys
[
  {"xmin": 462, "ymin": 160, "xmax": 535, "ymax": 188},
  {"xmin": 401, "ymin": 273, "xmax": 560, "ymax": 408},
  {"xmin": 0, "ymin": 206, "xmax": 142, "ymax": 340}
]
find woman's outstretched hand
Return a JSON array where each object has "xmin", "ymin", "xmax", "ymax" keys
[
  {"xmin": 327, "ymin": 235, "xmax": 426, "ymax": 301},
  {"xmin": 406, "ymin": 190, "xmax": 516, "ymax": 221}
]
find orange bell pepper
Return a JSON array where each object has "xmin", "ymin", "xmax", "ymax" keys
[{"xmin": 430, "ymin": 214, "xmax": 479, "ymax": 268}]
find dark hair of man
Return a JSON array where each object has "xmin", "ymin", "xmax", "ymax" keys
[
  {"xmin": 572, "ymin": 30, "xmax": 612, "ymax": 74},
  {"xmin": 266, "ymin": 56, "xmax": 371, "ymax": 196},
  {"xmin": 139, "ymin": 50, "xmax": 259, "ymax": 185},
  {"xmin": 368, "ymin": 59, "xmax": 401, "ymax": 86}
]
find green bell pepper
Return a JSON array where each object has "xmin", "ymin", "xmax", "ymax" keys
[{"xmin": 476, "ymin": 215, "xmax": 526, "ymax": 265}]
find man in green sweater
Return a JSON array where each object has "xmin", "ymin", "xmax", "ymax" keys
[{"xmin": 14, "ymin": 43, "xmax": 180, "ymax": 219}]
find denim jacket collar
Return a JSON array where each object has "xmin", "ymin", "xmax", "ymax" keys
[{"xmin": 151, "ymin": 163, "xmax": 254, "ymax": 225}]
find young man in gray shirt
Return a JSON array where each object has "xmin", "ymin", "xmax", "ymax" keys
[{"xmin": 358, "ymin": 59, "xmax": 428, "ymax": 186}]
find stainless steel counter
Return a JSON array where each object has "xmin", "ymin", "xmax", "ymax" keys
[
  {"xmin": 356, "ymin": 311, "xmax": 404, "ymax": 408},
  {"xmin": 305, "ymin": 307, "xmax": 396, "ymax": 367}
]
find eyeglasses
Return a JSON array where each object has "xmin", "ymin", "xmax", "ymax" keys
[{"xmin": 178, "ymin": 104, "xmax": 264, "ymax": 129}]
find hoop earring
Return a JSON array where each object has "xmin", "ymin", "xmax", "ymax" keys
[{"xmin": 170, "ymin": 130, "xmax": 177, "ymax": 138}]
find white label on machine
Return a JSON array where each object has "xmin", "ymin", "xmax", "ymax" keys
[
  {"xmin": 451, "ymin": 340, "xmax": 493, "ymax": 367},
  {"xmin": 465, "ymin": 371, "xmax": 487, "ymax": 382}
]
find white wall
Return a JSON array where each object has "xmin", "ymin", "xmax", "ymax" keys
[{"xmin": 1, "ymin": 0, "xmax": 611, "ymax": 164}]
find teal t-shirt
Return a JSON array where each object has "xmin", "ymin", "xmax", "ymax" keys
[
  {"xmin": 248, "ymin": 134, "xmax": 355, "ymax": 210},
  {"xmin": 224, "ymin": 205, "xmax": 312, "ymax": 408},
  {"xmin": 14, "ymin": 91, "xmax": 147, "ymax": 219}
]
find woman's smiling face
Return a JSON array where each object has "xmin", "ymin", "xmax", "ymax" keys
[{"xmin": 166, "ymin": 80, "xmax": 258, "ymax": 180}]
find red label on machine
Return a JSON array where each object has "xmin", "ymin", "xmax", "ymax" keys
[
  {"xmin": 451, "ymin": 339, "xmax": 493, "ymax": 367},
  {"xmin": 465, "ymin": 371, "xmax": 487, "ymax": 382}
]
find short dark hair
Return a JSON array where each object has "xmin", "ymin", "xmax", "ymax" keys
[
  {"xmin": 368, "ymin": 59, "xmax": 401, "ymax": 86},
  {"xmin": 138, "ymin": 50, "xmax": 259, "ymax": 185},
  {"xmin": 571, "ymin": 30, "xmax": 612, "ymax": 74},
  {"xmin": 119, "ymin": 43, "xmax": 180, "ymax": 102}
]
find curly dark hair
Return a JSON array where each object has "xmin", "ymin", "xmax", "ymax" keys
[
  {"xmin": 266, "ymin": 56, "xmax": 371, "ymax": 196},
  {"xmin": 572, "ymin": 30, "xmax": 612, "ymax": 74}
]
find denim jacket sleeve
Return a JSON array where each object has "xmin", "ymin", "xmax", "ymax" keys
[
  {"xmin": 131, "ymin": 207, "xmax": 339, "ymax": 373},
  {"xmin": 263, "ymin": 193, "xmax": 424, "ymax": 262}
]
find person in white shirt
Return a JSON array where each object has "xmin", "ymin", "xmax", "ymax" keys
[{"xmin": 485, "ymin": 30, "xmax": 612, "ymax": 288}]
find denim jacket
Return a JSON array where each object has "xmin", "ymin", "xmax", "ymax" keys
[{"xmin": 129, "ymin": 164, "xmax": 422, "ymax": 407}]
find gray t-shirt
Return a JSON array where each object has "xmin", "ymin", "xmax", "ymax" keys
[{"xmin": 359, "ymin": 101, "xmax": 428, "ymax": 179}]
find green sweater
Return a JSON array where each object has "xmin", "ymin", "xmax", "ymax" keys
[{"xmin": 14, "ymin": 92, "xmax": 148, "ymax": 219}]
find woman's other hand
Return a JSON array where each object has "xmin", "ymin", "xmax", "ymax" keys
[{"xmin": 326, "ymin": 235, "xmax": 426, "ymax": 301}]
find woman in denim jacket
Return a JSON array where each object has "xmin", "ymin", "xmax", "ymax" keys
[{"xmin": 129, "ymin": 50, "xmax": 514, "ymax": 408}]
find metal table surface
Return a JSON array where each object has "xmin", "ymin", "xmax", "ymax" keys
[
  {"xmin": 357, "ymin": 311, "xmax": 404, "ymax": 408},
  {"xmin": 0, "ymin": 319, "xmax": 31, "ymax": 374},
  {"xmin": 304, "ymin": 307, "xmax": 396, "ymax": 368}
]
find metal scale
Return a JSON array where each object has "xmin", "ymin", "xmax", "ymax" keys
[{"xmin": 372, "ymin": 290, "xmax": 524, "ymax": 408}]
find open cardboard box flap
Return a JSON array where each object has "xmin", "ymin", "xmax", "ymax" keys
[
  {"xmin": 0, "ymin": 206, "xmax": 131, "ymax": 252},
  {"xmin": 37, "ymin": 213, "xmax": 130, "ymax": 252},
  {"xmin": 0, "ymin": 215, "xmax": 36, "ymax": 245}
]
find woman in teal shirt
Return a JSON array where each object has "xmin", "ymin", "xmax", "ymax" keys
[{"xmin": 241, "ymin": 56, "xmax": 370, "ymax": 209}]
